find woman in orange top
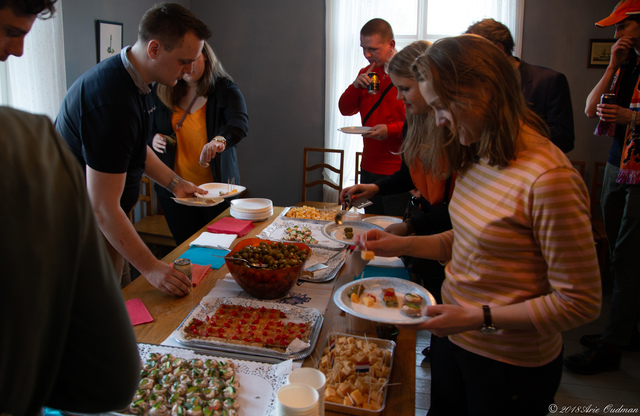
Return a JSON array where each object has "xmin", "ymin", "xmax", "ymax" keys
[{"xmin": 151, "ymin": 41, "xmax": 249, "ymax": 244}]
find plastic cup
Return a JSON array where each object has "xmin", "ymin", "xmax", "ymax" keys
[
  {"xmin": 344, "ymin": 211, "xmax": 361, "ymax": 222},
  {"xmin": 288, "ymin": 368, "xmax": 327, "ymax": 415},
  {"xmin": 276, "ymin": 382, "xmax": 319, "ymax": 416},
  {"xmin": 346, "ymin": 313, "xmax": 375, "ymax": 335}
]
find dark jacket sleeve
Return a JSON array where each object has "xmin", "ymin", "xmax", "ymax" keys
[
  {"xmin": 209, "ymin": 78, "xmax": 249, "ymax": 148},
  {"xmin": 375, "ymin": 155, "xmax": 415, "ymax": 195},
  {"xmin": 520, "ymin": 61, "xmax": 575, "ymax": 153}
]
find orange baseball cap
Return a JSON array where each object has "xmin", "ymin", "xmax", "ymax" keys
[{"xmin": 596, "ymin": 0, "xmax": 640, "ymax": 27}]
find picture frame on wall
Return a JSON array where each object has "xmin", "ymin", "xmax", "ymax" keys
[
  {"xmin": 95, "ymin": 20, "xmax": 123, "ymax": 63},
  {"xmin": 588, "ymin": 39, "xmax": 615, "ymax": 68}
]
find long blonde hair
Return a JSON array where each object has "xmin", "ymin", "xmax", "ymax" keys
[
  {"xmin": 387, "ymin": 40, "xmax": 440, "ymax": 174},
  {"xmin": 412, "ymin": 35, "xmax": 548, "ymax": 176},
  {"xmin": 156, "ymin": 41, "xmax": 232, "ymax": 111}
]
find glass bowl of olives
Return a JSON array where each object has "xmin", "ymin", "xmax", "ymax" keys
[{"xmin": 224, "ymin": 238, "xmax": 311, "ymax": 299}]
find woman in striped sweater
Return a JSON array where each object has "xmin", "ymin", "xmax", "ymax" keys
[{"xmin": 355, "ymin": 35, "xmax": 602, "ymax": 416}]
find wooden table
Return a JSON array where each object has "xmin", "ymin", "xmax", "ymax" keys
[{"xmin": 122, "ymin": 206, "xmax": 415, "ymax": 416}]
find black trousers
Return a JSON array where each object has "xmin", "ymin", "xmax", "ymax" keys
[
  {"xmin": 158, "ymin": 192, "xmax": 229, "ymax": 245},
  {"xmin": 428, "ymin": 336, "xmax": 563, "ymax": 416}
]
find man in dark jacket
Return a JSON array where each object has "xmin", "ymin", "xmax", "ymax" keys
[{"xmin": 466, "ymin": 18, "xmax": 576, "ymax": 153}]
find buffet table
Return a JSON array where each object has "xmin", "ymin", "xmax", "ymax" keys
[{"xmin": 122, "ymin": 206, "xmax": 416, "ymax": 416}]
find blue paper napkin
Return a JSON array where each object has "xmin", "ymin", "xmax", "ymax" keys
[
  {"xmin": 361, "ymin": 265, "xmax": 410, "ymax": 281},
  {"xmin": 177, "ymin": 246, "xmax": 229, "ymax": 269}
]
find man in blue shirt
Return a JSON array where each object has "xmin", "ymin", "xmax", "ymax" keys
[{"xmin": 56, "ymin": 3, "xmax": 211, "ymax": 296}]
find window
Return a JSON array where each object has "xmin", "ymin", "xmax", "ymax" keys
[
  {"xmin": 0, "ymin": 3, "xmax": 66, "ymax": 121},
  {"xmin": 325, "ymin": 0, "xmax": 524, "ymax": 194}
]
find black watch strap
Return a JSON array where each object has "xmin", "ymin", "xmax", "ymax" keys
[
  {"xmin": 481, "ymin": 305, "xmax": 497, "ymax": 334},
  {"xmin": 482, "ymin": 305, "xmax": 492, "ymax": 326}
]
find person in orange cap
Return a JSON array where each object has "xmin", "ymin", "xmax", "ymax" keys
[{"xmin": 564, "ymin": 0, "xmax": 640, "ymax": 375}]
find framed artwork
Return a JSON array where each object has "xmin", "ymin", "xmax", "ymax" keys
[
  {"xmin": 588, "ymin": 39, "xmax": 615, "ymax": 68},
  {"xmin": 95, "ymin": 20, "xmax": 123, "ymax": 63}
]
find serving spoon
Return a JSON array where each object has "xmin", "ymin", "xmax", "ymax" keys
[{"xmin": 211, "ymin": 254, "xmax": 268, "ymax": 269}]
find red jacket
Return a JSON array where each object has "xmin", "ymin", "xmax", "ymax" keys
[{"xmin": 339, "ymin": 65, "xmax": 405, "ymax": 175}]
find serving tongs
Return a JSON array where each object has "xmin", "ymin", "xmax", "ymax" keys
[{"xmin": 334, "ymin": 194, "xmax": 373, "ymax": 225}]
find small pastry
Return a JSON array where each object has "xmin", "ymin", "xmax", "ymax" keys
[
  {"xmin": 400, "ymin": 303, "xmax": 422, "ymax": 317},
  {"xmin": 361, "ymin": 293, "xmax": 376, "ymax": 307},
  {"xmin": 382, "ymin": 288, "xmax": 398, "ymax": 307},
  {"xmin": 404, "ymin": 293, "xmax": 424, "ymax": 306}
]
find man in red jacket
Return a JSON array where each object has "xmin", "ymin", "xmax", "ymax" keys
[{"xmin": 339, "ymin": 18, "xmax": 408, "ymax": 215}]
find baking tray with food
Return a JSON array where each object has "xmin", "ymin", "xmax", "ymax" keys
[
  {"xmin": 118, "ymin": 343, "xmax": 291, "ymax": 416},
  {"xmin": 280, "ymin": 206, "xmax": 345, "ymax": 222},
  {"xmin": 173, "ymin": 297, "xmax": 324, "ymax": 361},
  {"xmin": 257, "ymin": 216, "xmax": 347, "ymax": 250},
  {"xmin": 316, "ymin": 332, "xmax": 395, "ymax": 415}
]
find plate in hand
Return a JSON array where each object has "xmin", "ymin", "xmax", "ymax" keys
[
  {"xmin": 172, "ymin": 196, "xmax": 225, "ymax": 207},
  {"xmin": 338, "ymin": 126, "xmax": 372, "ymax": 134},
  {"xmin": 196, "ymin": 182, "xmax": 247, "ymax": 199},
  {"xmin": 362, "ymin": 215, "xmax": 403, "ymax": 229},
  {"xmin": 333, "ymin": 277, "xmax": 436, "ymax": 324},
  {"xmin": 321, "ymin": 220, "xmax": 383, "ymax": 245}
]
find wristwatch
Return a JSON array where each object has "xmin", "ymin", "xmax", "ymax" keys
[
  {"xmin": 480, "ymin": 305, "xmax": 498, "ymax": 334},
  {"xmin": 213, "ymin": 136, "xmax": 226, "ymax": 149},
  {"xmin": 166, "ymin": 175, "xmax": 182, "ymax": 193}
]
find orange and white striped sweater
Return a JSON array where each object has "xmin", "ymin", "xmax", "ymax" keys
[{"xmin": 438, "ymin": 126, "xmax": 602, "ymax": 367}]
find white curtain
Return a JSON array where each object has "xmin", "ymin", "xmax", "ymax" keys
[
  {"xmin": 0, "ymin": 1, "xmax": 67, "ymax": 121},
  {"xmin": 324, "ymin": 0, "xmax": 524, "ymax": 201}
]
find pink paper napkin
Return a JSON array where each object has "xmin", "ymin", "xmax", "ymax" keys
[
  {"xmin": 125, "ymin": 298, "xmax": 153, "ymax": 326},
  {"xmin": 170, "ymin": 262, "xmax": 211, "ymax": 286},
  {"xmin": 191, "ymin": 263, "xmax": 211, "ymax": 286},
  {"xmin": 207, "ymin": 217, "xmax": 254, "ymax": 237}
]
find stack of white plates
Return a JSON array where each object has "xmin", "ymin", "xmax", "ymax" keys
[{"xmin": 230, "ymin": 198, "xmax": 273, "ymax": 221}]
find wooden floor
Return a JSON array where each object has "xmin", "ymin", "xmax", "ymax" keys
[{"xmin": 414, "ymin": 285, "xmax": 640, "ymax": 415}]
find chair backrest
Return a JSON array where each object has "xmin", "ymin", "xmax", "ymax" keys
[
  {"xmin": 302, "ymin": 147, "xmax": 344, "ymax": 202},
  {"xmin": 129, "ymin": 176, "xmax": 154, "ymax": 223},
  {"xmin": 570, "ymin": 160, "xmax": 586, "ymax": 179},
  {"xmin": 355, "ymin": 151, "xmax": 362, "ymax": 184},
  {"xmin": 591, "ymin": 162, "xmax": 607, "ymax": 220}
]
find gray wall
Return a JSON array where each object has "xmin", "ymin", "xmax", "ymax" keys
[
  {"xmin": 61, "ymin": 0, "xmax": 617, "ymax": 206},
  {"xmin": 190, "ymin": 0, "xmax": 326, "ymax": 206},
  {"xmin": 521, "ymin": 0, "xmax": 616, "ymax": 191},
  {"xmin": 62, "ymin": 0, "xmax": 189, "ymax": 86}
]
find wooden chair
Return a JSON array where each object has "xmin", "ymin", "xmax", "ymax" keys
[
  {"xmin": 590, "ymin": 162, "xmax": 608, "ymax": 277},
  {"xmin": 130, "ymin": 176, "xmax": 177, "ymax": 248},
  {"xmin": 302, "ymin": 147, "xmax": 344, "ymax": 202},
  {"xmin": 570, "ymin": 160, "xmax": 586, "ymax": 179},
  {"xmin": 355, "ymin": 151, "xmax": 362, "ymax": 184}
]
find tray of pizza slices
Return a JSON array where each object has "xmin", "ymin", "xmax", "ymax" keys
[{"xmin": 173, "ymin": 297, "xmax": 324, "ymax": 361}]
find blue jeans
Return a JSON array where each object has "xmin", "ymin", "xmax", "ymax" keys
[
  {"xmin": 360, "ymin": 169, "xmax": 410, "ymax": 216},
  {"xmin": 601, "ymin": 162, "xmax": 640, "ymax": 346}
]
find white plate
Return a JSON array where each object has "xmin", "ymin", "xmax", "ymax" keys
[
  {"xmin": 196, "ymin": 182, "xmax": 247, "ymax": 199},
  {"xmin": 231, "ymin": 207, "xmax": 273, "ymax": 222},
  {"xmin": 131, "ymin": 343, "xmax": 290, "ymax": 416},
  {"xmin": 333, "ymin": 277, "xmax": 436, "ymax": 324},
  {"xmin": 171, "ymin": 196, "xmax": 225, "ymax": 207},
  {"xmin": 338, "ymin": 126, "xmax": 372, "ymax": 134},
  {"xmin": 230, "ymin": 198, "xmax": 273, "ymax": 213},
  {"xmin": 363, "ymin": 215, "xmax": 403, "ymax": 229},
  {"xmin": 321, "ymin": 220, "xmax": 383, "ymax": 244}
]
